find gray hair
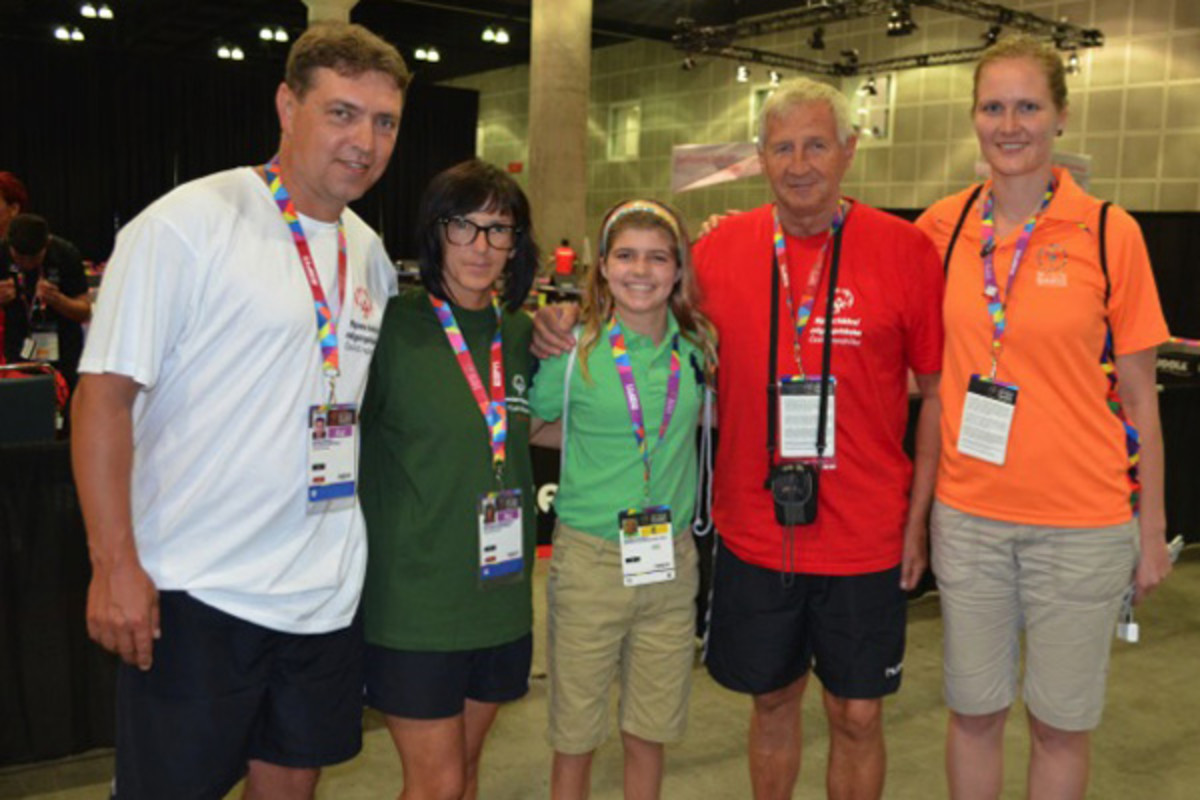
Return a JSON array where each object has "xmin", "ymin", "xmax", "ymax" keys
[{"xmin": 756, "ymin": 77, "xmax": 854, "ymax": 149}]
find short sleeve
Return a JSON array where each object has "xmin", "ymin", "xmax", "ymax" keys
[
  {"xmin": 78, "ymin": 214, "xmax": 199, "ymax": 389},
  {"xmin": 903, "ymin": 228, "xmax": 945, "ymax": 375},
  {"xmin": 529, "ymin": 350, "xmax": 569, "ymax": 422},
  {"xmin": 56, "ymin": 240, "xmax": 89, "ymax": 298},
  {"xmin": 1103, "ymin": 206, "xmax": 1170, "ymax": 356}
]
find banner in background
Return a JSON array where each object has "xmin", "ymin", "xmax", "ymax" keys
[{"xmin": 671, "ymin": 142, "xmax": 761, "ymax": 192}]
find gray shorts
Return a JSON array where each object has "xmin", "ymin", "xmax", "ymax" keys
[{"xmin": 931, "ymin": 501, "xmax": 1138, "ymax": 731}]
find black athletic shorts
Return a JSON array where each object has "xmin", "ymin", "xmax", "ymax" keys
[
  {"xmin": 704, "ymin": 538, "xmax": 906, "ymax": 699},
  {"xmin": 364, "ymin": 633, "xmax": 533, "ymax": 720},
  {"xmin": 112, "ymin": 591, "xmax": 364, "ymax": 800}
]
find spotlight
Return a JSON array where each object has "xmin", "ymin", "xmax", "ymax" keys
[
  {"xmin": 769, "ymin": 69, "xmax": 782, "ymax": 87},
  {"xmin": 231, "ymin": 46, "xmax": 244, "ymax": 61},
  {"xmin": 55, "ymin": 25, "xmax": 71, "ymax": 41},
  {"xmin": 494, "ymin": 28, "xmax": 510, "ymax": 45},
  {"xmin": 1066, "ymin": 50, "xmax": 1080, "ymax": 75},
  {"xmin": 681, "ymin": 55, "xmax": 696, "ymax": 71},
  {"xmin": 260, "ymin": 27, "xmax": 273, "ymax": 41},
  {"xmin": 415, "ymin": 47, "xmax": 428, "ymax": 61},
  {"xmin": 218, "ymin": 45, "xmax": 231, "ymax": 59},
  {"xmin": 80, "ymin": 3, "xmax": 97, "ymax": 18},
  {"xmin": 98, "ymin": 4, "xmax": 113, "ymax": 20},
  {"xmin": 736, "ymin": 64, "xmax": 750, "ymax": 83},
  {"xmin": 886, "ymin": 4, "xmax": 917, "ymax": 37},
  {"xmin": 274, "ymin": 27, "xmax": 288, "ymax": 42},
  {"xmin": 426, "ymin": 47, "xmax": 440, "ymax": 63},
  {"xmin": 860, "ymin": 76, "xmax": 878, "ymax": 96},
  {"xmin": 482, "ymin": 26, "xmax": 496, "ymax": 42},
  {"xmin": 70, "ymin": 27, "xmax": 85, "ymax": 41},
  {"xmin": 983, "ymin": 24, "xmax": 1001, "ymax": 45},
  {"xmin": 808, "ymin": 26, "xmax": 825, "ymax": 51}
]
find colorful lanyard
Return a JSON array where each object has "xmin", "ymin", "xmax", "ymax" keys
[
  {"xmin": 772, "ymin": 200, "xmax": 848, "ymax": 378},
  {"xmin": 979, "ymin": 178, "xmax": 1056, "ymax": 379},
  {"xmin": 262, "ymin": 156, "xmax": 347, "ymax": 401},
  {"xmin": 430, "ymin": 294, "xmax": 508, "ymax": 481},
  {"xmin": 608, "ymin": 317, "xmax": 682, "ymax": 504}
]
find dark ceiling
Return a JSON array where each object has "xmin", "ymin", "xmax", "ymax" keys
[{"xmin": 1, "ymin": 0, "xmax": 807, "ymax": 82}]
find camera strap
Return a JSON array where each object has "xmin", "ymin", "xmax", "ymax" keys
[{"xmin": 764, "ymin": 211, "xmax": 846, "ymax": 487}]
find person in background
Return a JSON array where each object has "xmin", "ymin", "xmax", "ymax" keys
[
  {"xmin": 71, "ymin": 22, "xmax": 408, "ymax": 799},
  {"xmin": 0, "ymin": 172, "xmax": 32, "ymax": 360},
  {"xmin": 530, "ymin": 199, "xmax": 716, "ymax": 800},
  {"xmin": 916, "ymin": 35, "xmax": 1172, "ymax": 800},
  {"xmin": 359, "ymin": 159, "xmax": 543, "ymax": 800},
  {"xmin": 2, "ymin": 213, "xmax": 91, "ymax": 390}
]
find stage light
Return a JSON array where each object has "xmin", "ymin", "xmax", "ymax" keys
[
  {"xmin": 860, "ymin": 76, "xmax": 877, "ymax": 96},
  {"xmin": 231, "ymin": 46, "xmax": 244, "ymax": 60},
  {"xmin": 274, "ymin": 27, "xmax": 288, "ymax": 42},
  {"xmin": 1066, "ymin": 50, "xmax": 1080, "ymax": 74},
  {"xmin": 98, "ymin": 4, "xmax": 113, "ymax": 19},
  {"xmin": 736, "ymin": 64, "xmax": 750, "ymax": 83},
  {"xmin": 260, "ymin": 27, "xmax": 273, "ymax": 41},
  {"xmin": 218, "ymin": 45, "xmax": 231, "ymax": 59},
  {"xmin": 81, "ymin": 3, "xmax": 97, "ymax": 19},
  {"xmin": 483, "ymin": 27, "xmax": 496, "ymax": 42},
  {"xmin": 495, "ymin": 28, "xmax": 510, "ymax": 44},
  {"xmin": 682, "ymin": 55, "xmax": 696, "ymax": 71},
  {"xmin": 769, "ymin": 70, "xmax": 782, "ymax": 87},
  {"xmin": 55, "ymin": 26, "xmax": 71, "ymax": 41},
  {"xmin": 71, "ymin": 28, "xmax": 85, "ymax": 41},
  {"xmin": 808, "ymin": 26, "xmax": 825, "ymax": 50}
]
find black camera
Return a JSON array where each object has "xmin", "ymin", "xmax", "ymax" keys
[{"xmin": 769, "ymin": 463, "xmax": 819, "ymax": 526}]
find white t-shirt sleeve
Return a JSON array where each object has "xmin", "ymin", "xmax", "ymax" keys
[{"xmin": 79, "ymin": 213, "xmax": 200, "ymax": 390}]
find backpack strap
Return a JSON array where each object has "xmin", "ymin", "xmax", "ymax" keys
[
  {"xmin": 944, "ymin": 184, "xmax": 984, "ymax": 276},
  {"xmin": 1099, "ymin": 200, "xmax": 1112, "ymax": 305}
]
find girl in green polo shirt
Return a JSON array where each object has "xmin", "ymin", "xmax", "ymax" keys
[{"xmin": 529, "ymin": 199, "xmax": 716, "ymax": 800}]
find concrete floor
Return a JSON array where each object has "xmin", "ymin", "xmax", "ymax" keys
[{"xmin": 2, "ymin": 549, "xmax": 1197, "ymax": 799}]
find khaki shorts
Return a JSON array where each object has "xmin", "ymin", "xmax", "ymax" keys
[
  {"xmin": 931, "ymin": 501, "xmax": 1139, "ymax": 731},
  {"xmin": 546, "ymin": 521, "xmax": 700, "ymax": 754}
]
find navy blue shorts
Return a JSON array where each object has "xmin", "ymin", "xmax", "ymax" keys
[
  {"xmin": 705, "ymin": 538, "xmax": 906, "ymax": 699},
  {"xmin": 364, "ymin": 633, "xmax": 532, "ymax": 719},
  {"xmin": 113, "ymin": 591, "xmax": 363, "ymax": 800}
]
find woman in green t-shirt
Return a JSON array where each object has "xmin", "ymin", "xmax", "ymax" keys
[{"xmin": 359, "ymin": 159, "xmax": 542, "ymax": 799}]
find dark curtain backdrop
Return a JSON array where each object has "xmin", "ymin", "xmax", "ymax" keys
[
  {"xmin": 886, "ymin": 207, "xmax": 1200, "ymax": 339},
  {"xmin": 3, "ymin": 41, "xmax": 477, "ymax": 263}
]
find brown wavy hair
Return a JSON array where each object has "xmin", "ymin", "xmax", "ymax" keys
[{"xmin": 577, "ymin": 199, "xmax": 717, "ymax": 383}]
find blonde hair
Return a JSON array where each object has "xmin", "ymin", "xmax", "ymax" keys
[
  {"xmin": 578, "ymin": 199, "xmax": 717, "ymax": 383},
  {"xmin": 973, "ymin": 34, "xmax": 1069, "ymax": 112}
]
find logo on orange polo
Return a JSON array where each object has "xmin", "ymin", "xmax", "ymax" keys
[{"xmin": 1036, "ymin": 243, "xmax": 1068, "ymax": 287}]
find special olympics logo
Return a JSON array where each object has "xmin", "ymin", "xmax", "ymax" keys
[
  {"xmin": 354, "ymin": 287, "xmax": 374, "ymax": 316},
  {"xmin": 1038, "ymin": 243, "xmax": 1067, "ymax": 272},
  {"xmin": 832, "ymin": 288, "xmax": 855, "ymax": 316}
]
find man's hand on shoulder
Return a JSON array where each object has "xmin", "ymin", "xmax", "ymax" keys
[
  {"xmin": 531, "ymin": 302, "xmax": 581, "ymax": 359},
  {"xmin": 88, "ymin": 553, "xmax": 161, "ymax": 670},
  {"xmin": 697, "ymin": 209, "xmax": 744, "ymax": 239}
]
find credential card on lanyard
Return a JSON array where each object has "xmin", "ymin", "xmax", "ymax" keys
[
  {"xmin": 618, "ymin": 506, "xmax": 676, "ymax": 586},
  {"xmin": 777, "ymin": 376, "xmax": 836, "ymax": 464},
  {"xmin": 307, "ymin": 403, "xmax": 358, "ymax": 514},
  {"xmin": 479, "ymin": 488, "xmax": 524, "ymax": 586},
  {"xmin": 957, "ymin": 375, "xmax": 1019, "ymax": 466}
]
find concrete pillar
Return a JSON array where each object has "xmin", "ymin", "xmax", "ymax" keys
[
  {"xmin": 528, "ymin": 0, "xmax": 592, "ymax": 267},
  {"xmin": 302, "ymin": 0, "xmax": 359, "ymax": 24}
]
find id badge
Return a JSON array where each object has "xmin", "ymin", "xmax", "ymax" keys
[
  {"xmin": 957, "ymin": 375, "xmax": 1018, "ymax": 466},
  {"xmin": 23, "ymin": 331, "xmax": 60, "ymax": 363},
  {"xmin": 479, "ymin": 489, "xmax": 524, "ymax": 585},
  {"xmin": 777, "ymin": 376, "xmax": 836, "ymax": 465},
  {"xmin": 618, "ymin": 506, "xmax": 675, "ymax": 586},
  {"xmin": 307, "ymin": 403, "xmax": 358, "ymax": 513}
]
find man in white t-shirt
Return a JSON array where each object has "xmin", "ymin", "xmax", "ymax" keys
[{"xmin": 70, "ymin": 22, "xmax": 408, "ymax": 800}]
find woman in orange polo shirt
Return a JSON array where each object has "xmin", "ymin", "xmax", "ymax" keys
[{"xmin": 916, "ymin": 36, "xmax": 1173, "ymax": 799}]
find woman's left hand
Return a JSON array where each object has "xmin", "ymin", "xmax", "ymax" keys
[{"xmin": 1134, "ymin": 534, "xmax": 1172, "ymax": 604}]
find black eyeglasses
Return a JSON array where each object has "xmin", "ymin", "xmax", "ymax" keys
[{"xmin": 440, "ymin": 216, "xmax": 519, "ymax": 250}]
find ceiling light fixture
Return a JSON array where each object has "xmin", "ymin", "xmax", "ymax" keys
[
  {"xmin": 886, "ymin": 4, "xmax": 918, "ymax": 37},
  {"xmin": 98, "ymin": 4, "xmax": 113, "ymax": 20},
  {"xmin": 860, "ymin": 75, "xmax": 878, "ymax": 96},
  {"xmin": 482, "ymin": 27, "xmax": 496, "ymax": 42},
  {"xmin": 274, "ymin": 27, "xmax": 288, "ymax": 42},
  {"xmin": 494, "ymin": 28, "xmax": 510, "ymax": 45},
  {"xmin": 808, "ymin": 26, "xmax": 825, "ymax": 51},
  {"xmin": 80, "ymin": 3, "xmax": 97, "ymax": 18},
  {"xmin": 260, "ymin": 27, "xmax": 273, "ymax": 41},
  {"xmin": 769, "ymin": 69, "xmax": 782, "ymax": 87},
  {"xmin": 71, "ymin": 27, "xmax": 85, "ymax": 41},
  {"xmin": 983, "ymin": 24, "xmax": 1002, "ymax": 45},
  {"xmin": 736, "ymin": 63, "xmax": 750, "ymax": 83},
  {"xmin": 217, "ymin": 45, "xmax": 231, "ymax": 59},
  {"xmin": 55, "ymin": 25, "xmax": 71, "ymax": 41},
  {"xmin": 231, "ymin": 46, "xmax": 244, "ymax": 60},
  {"xmin": 1066, "ymin": 50, "xmax": 1080, "ymax": 74},
  {"xmin": 681, "ymin": 55, "xmax": 696, "ymax": 71}
]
